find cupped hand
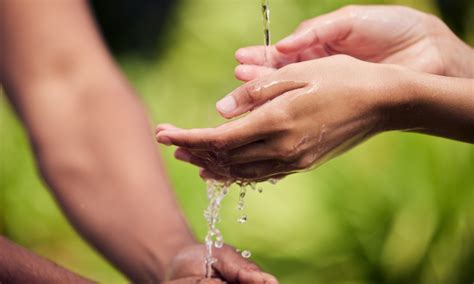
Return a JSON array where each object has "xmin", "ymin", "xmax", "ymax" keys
[
  {"xmin": 234, "ymin": 5, "xmax": 467, "ymax": 82},
  {"xmin": 157, "ymin": 55, "xmax": 401, "ymax": 181},
  {"xmin": 165, "ymin": 244, "xmax": 278, "ymax": 284}
]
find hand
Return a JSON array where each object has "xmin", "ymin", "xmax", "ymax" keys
[
  {"xmin": 156, "ymin": 56, "xmax": 402, "ymax": 181},
  {"xmin": 234, "ymin": 5, "xmax": 474, "ymax": 82},
  {"xmin": 165, "ymin": 244, "xmax": 278, "ymax": 284}
]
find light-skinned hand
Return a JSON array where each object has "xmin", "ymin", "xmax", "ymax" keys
[{"xmin": 234, "ymin": 5, "xmax": 474, "ymax": 82}]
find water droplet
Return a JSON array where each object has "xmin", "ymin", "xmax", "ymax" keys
[
  {"xmin": 250, "ymin": 182, "xmax": 257, "ymax": 191},
  {"xmin": 241, "ymin": 250, "xmax": 251, "ymax": 258},
  {"xmin": 237, "ymin": 186, "xmax": 247, "ymax": 210},
  {"xmin": 268, "ymin": 177, "xmax": 280, "ymax": 185},
  {"xmin": 238, "ymin": 215, "xmax": 248, "ymax": 224},
  {"xmin": 214, "ymin": 239, "xmax": 224, "ymax": 248}
]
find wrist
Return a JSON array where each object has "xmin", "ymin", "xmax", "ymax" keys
[{"xmin": 372, "ymin": 65, "xmax": 423, "ymax": 133}]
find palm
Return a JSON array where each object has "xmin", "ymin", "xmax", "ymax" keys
[
  {"xmin": 237, "ymin": 6, "xmax": 445, "ymax": 78},
  {"xmin": 316, "ymin": 7, "xmax": 443, "ymax": 74},
  {"xmin": 166, "ymin": 244, "xmax": 276, "ymax": 283}
]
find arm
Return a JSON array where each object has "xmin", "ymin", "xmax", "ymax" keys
[
  {"xmin": 383, "ymin": 69, "xmax": 474, "ymax": 142},
  {"xmin": 0, "ymin": 2, "xmax": 278, "ymax": 283},
  {"xmin": 0, "ymin": 1, "xmax": 194, "ymax": 281},
  {"xmin": 156, "ymin": 56, "xmax": 474, "ymax": 181},
  {"xmin": 0, "ymin": 236, "xmax": 92, "ymax": 283}
]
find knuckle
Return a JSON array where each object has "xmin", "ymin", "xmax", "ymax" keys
[
  {"xmin": 293, "ymin": 156, "xmax": 314, "ymax": 170},
  {"xmin": 277, "ymin": 64, "xmax": 292, "ymax": 76},
  {"xmin": 210, "ymin": 137, "xmax": 228, "ymax": 151},
  {"xmin": 268, "ymin": 108, "xmax": 294, "ymax": 132},
  {"xmin": 242, "ymin": 83, "xmax": 260, "ymax": 105},
  {"xmin": 298, "ymin": 18, "xmax": 313, "ymax": 29},
  {"xmin": 341, "ymin": 5, "xmax": 359, "ymax": 14},
  {"xmin": 278, "ymin": 144, "xmax": 298, "ymax": 160}
]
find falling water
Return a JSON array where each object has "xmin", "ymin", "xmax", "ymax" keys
[
  {"xmin": 203, "ymin": 180, "xmax": 230, "ymax": 278},
  {"xmin": 203, "ymin": 1, "xmax": 275, "ymax": 277},
  {"xmin": 261, "ymin": 0, "xmax": 271, "ymax": 65}
]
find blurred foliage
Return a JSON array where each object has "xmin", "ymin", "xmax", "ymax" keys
[
  {"xmin": 89, "ymin": 0, "xmax": 181, "ymax": 57},
  {"xmin": 1, "ymin": 0, "xmax": 473, "ymax": 283},
  {"xmin": 436, "ymin": 0, "xmax": 474, "ymax": 38}
]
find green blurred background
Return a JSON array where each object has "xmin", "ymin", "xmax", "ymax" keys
[{"xmin": 1, "ymin": 0, "xmax": 473, "ymax": 283}]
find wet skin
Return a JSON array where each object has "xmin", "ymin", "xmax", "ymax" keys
[
  {"xmin": 234, "ymin": 5, "xmax": 474, "ymax": 81},
  {"xmin": 156, "ymin": 55, "xmax": 474, "ymax": 181},
  {"xmin": 156, "ymin": 5, "xmax": 474, "ymax": 182}
]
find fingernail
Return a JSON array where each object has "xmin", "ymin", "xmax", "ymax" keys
[
  {"xmin": 216, "ymin": 95, "xmax": 237, "ymax": 115},
  {"xmin": 235, "ymin": 65, "xmax": 252, "ymax": 77},
  {"xmin": 157, "ymin": 135, "xmax": 172, "ymax": 146},
  {"xmin": 235, "ymin": 48, "xmax": 248, "ymax": 61}
]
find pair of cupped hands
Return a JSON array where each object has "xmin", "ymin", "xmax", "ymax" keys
[
  {"xmin": 160, "ymin": 5, "xmax": 472, "ymax": 284},
  {"xmin": 157, "ymin": 5, "xmax": 471, "ymax": 183}
]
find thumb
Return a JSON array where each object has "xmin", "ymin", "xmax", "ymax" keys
[
  {"xmin": 276, "ymin": 9, "xmax": 352, "ymax": 54},
  {"xmin": 216, "ymin": 78, "xmax": 306, "ymax": 119},
  {"xmin": 212, "ymin": 246, "xmax": 278, "ymax": 284}
]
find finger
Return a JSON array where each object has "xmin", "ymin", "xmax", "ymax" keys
[
  {"xmin": 235, "ymin": 45, "xmax": 297, "ymax": 68},
  {"xmin": 175, "ymin": 148, "xmax": 233, "ymax": 178},
  {"xmin": 229, "ymin": 160, "xmax": 290, "ymax": 181},
  {"xmin": 217, "ymin": 140, "xmax": 279, "ymax": 165},
  {"xmin": 201, "ymin": 169, "xmax": 286, "ymax": 184},
  {"xmin": 237, "ymin": 271, "xmax": 279, "ymax": 284},
  {"xmin": 199, "ymin": 168, "xmax": 232, "ymax": 182},
  {"xmin": 235, "ymin": 64, "xmax": 275, "ymax": 82},
  {"xmin": 157, "ymin": 113, "xmax": 273, "ymax": 150},
  {"xmin": 216, "ymin": 79, "xmax": 306, "ymax": 118},
  {"xmin": 163, "ymin": 277, "xmax": 225, "ymax": 284},
  {"xmin": 276, "ymin": 8, "xmax": 352, "ymax": 54},
  {"xmin": 156, "ymin": 123, "xmax": 180, "ymax": 135},
  {"xmin": 298, "ymin": 45, "xmax": 331, "ymax": 61},
  {"xmin": 211, "ymin": 246, "xmax": 280, "ymax": 284},
  {"xmin": 175, "ymin": 148, "xmax": 209, "ymax": 168}
]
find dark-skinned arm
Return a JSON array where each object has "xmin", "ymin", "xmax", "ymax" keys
[
  {"xmin": 0, "ymin": 1, "xmax": 194, "ymax": 282},
  {"xmin": 0, "ymin": 236, "xmax": 93, "ymax": 283}
]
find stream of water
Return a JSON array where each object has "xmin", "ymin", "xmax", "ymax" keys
[
  {"xmin": 203, "ymin": 1, "xmax": 273, "ymax": 278},
  {"xmin": 261, "ymin": 0, "xmax": 271, "ymax": 65}
]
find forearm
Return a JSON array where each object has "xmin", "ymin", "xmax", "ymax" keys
[
  {"xmin": 36, "ymin": 75, "xmax": 194, "ymax": 281},
  {"xmin": 382, "ymin": 67, "xmax": 474, "ymax": 142},
  {"xmin": 1, "ymin": 1, "xmax": 194, "ymax": 281},
  {"xmin": 5, "ymin": 62, "xmax": 195, "ymax": 283},
  {"xmin": 0, "ymin": 236, "xmax": 93, "ymax": 283}
]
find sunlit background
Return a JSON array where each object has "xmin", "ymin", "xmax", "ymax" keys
[{"xmin": 1, "ymin": 0, "xmax": 473, "ymax": 283}]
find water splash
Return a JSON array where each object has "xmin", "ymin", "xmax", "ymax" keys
[
  {"xmin": 204, "ymin": 180, "xmax": 230, "ymax": 278},
  {"xmin": 241, "ymin": 250, "xmax": 252, "ymax": 258},
  {"xmin": 237, "ymin": 185, "xmax": 247, "ymax": 211}
]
